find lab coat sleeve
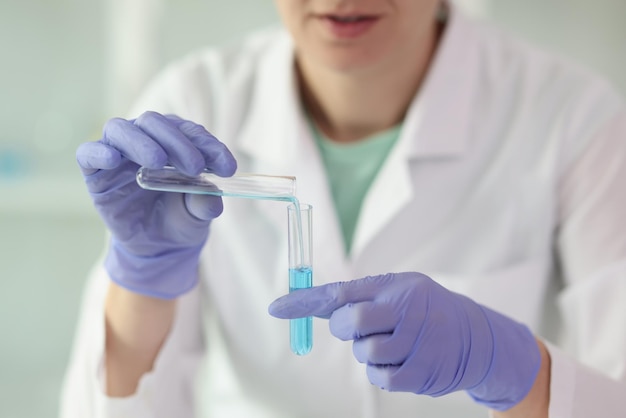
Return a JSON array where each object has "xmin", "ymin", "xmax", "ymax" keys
[
  {"xmin": 60, "ymin": 45, "xmax": 230, "ymax": 418},
  {"xmin": 59, "ymin": 256, "xmax": 206, "ymax": 418},
  {"xmin": 549, "ymin": 108, "xmax": 626, "ymax": 417}
]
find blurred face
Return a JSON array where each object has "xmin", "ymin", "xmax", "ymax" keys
[{"xmin": 274, "ymin": 0, "xmax": 442, "ymax": 73}]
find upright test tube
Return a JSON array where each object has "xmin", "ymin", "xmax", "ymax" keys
[{"xmin": 287, "ymin": 203, "xmax": 313, "ymax": 355}]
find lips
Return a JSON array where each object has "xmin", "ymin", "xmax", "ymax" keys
[
  {"xmin": 328, "ymin": 15, "xmax": 374, "ymax": 23},
  {"xmin": 318, "ymin": 14, "xmax": 380, "ymax": 39}
]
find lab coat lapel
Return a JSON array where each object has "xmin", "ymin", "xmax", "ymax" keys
[
  {"xmin": 351, "ymin": 6, "xmax": 476, "ymax": 260},
  {"xmin": 350, "ymin": 112, "xmax": 415, "ymax": 258},
  {"xmin": 234, "ymin": 30, "xmax": 351, "ymax": 285},
  {"xmin": 234, "ymin": 30, "xmax": 299, "ymax": 237}
]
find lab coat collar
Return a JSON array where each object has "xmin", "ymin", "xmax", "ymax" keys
[
  {"xmin": 235, "ymin": 32, "xmax": 352, "ymax": 281},
  {"xmin": 402, "ymin": 3, "xmax": 477, "ymax": 159},
  {"xmin": 236, "ymin": 31, "xmax": 301, "ymax": 167}
]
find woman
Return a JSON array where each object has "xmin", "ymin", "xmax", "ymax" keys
[{"xmin": 62, "ymin": 1, "xmax": 626, "ymax": 417}]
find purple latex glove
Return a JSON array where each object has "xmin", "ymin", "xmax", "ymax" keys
[
  {"xmin": 269, "ymin": 272, "xmax": 541, "ymax": 411},
  {"xmin": 76, "ymin": 111, "xmax": 237, "ymax": 299}
]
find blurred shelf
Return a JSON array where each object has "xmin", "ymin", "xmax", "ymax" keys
[{"xmin": 0, "ymin": 175, "xmax": 98, "ymax": 218}]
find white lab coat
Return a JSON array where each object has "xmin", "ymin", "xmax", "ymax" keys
[{"xmin": 61, "ymin": 5, "xmax": 626, "ymax": 418}]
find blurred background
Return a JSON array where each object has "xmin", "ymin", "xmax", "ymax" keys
[{"xmin": 0, "ymin": 0, "xmax": 624, "ymax": 416}]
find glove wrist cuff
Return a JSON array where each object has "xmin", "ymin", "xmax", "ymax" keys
[
  {"xmin": 467, "ymin": 306, "xmax": 542, "ymax": 411},
  {"xmin": 104, "ymin": 240, "xmax": 203, "ymax": 299}
]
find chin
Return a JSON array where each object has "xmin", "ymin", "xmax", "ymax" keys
[{"xmin": 315, "ymin": 44, "xmax": 391, "ymax": 74}]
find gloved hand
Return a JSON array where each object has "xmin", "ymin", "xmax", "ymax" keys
[
  {"xmin": 269, "ymin": 272, "xmax": 541, "ymax": 411},
  {"xmin": 76, "ymin": 111, "xmax": 237, "ymax": 299}
]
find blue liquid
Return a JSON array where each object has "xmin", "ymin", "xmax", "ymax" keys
[{"xmin": 289, "ymin": 266, "xmax": 313, "ymax": 355}]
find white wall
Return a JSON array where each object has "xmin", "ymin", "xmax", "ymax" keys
[
  {"xmin": 0, "ymin": 1, "xmax": 623, "ymax": 417},
  {"xmin": 105, "ymin": 0, "xmax": 280, "ymax": 116},
  {"xmin": 483, "ymin": 0, "xmax": 626, "ymax": 93},
  {"xmin": 0, "ymin": 2, "xmax": 278, "ymax": 417}
]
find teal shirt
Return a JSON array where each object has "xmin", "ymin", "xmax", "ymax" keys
[{"xmin": 310, "ymin": 123, "xmax": 401, "ymax": 254}]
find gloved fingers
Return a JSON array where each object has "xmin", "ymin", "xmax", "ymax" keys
[
  {"xmin": 76, "ymin": 141, "xmax": 122, "ymax": 175},
  {"xmin": 133, "ymin": 112, "xmax": 205, "ymax": 176},
  {"xmin": 352, "ymin": 328, "xmax": 417, "ymax": 366},
  {"xmin": 83, "ymin": 158, "xmax": 140, "ymax": 194},
  {"xmin": 268, "ymin": 274, "xmax": 396, "ymax": 319},
  {"xmin": 165, "ymin": 115, "xmax": 237, "ymax": 177},
  {"xmin": 102, "ymin": 117, "xmax": 169, "ymax": 170},
  {"xmin": 268, "ymin": 286, "xmax": 334, "ymax": 319},
  {"xmin": 184, "ymin": 193, "xmax": 224, "ymax": 221},
  {"xmin": 328, "ymin": 301, "xmax": 396, "ymax": 341},
  {"xmin": 366, "ymin": 364, "xmax": 402, "ymax": 392}
]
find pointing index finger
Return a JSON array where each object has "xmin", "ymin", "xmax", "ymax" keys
[{"xmin": 268, "ymin": 275, "xmax": 393, "ymax": 319}]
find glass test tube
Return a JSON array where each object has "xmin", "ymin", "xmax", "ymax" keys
[
  {"xmin": 288, "ymin": 203, "xmax": 313, "ymax": 356},
  {"xmin": 136, "ymin": 166, "xmax": 297, "ymax": 201}
]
